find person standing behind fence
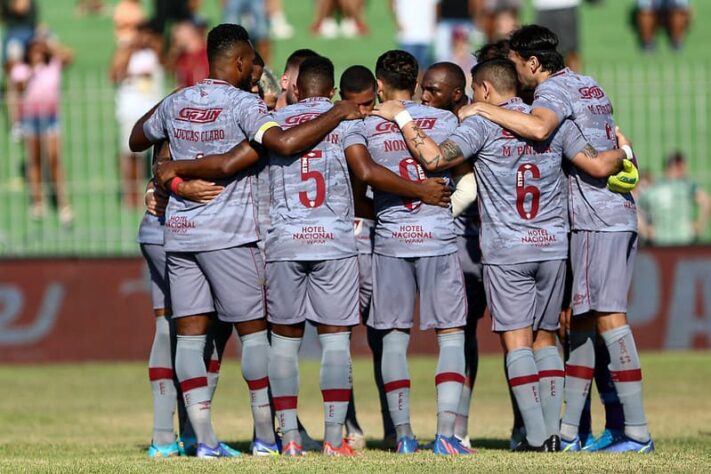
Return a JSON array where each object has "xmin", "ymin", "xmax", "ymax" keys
[
  {"xmin": 222, "ymin": 0, "xmax": 271, "ymax": 65},
  {"xmin": 636, "ymin": 0, "xmax": 690, "ymax": 52},
  {"xmin": 534, "ymin": 0, "xmax": 580, "ymax": 72},
  {"xmin": 435, "ymin": 0, "xmax": 479, "ymax": 64},
  {"xmin": 10, "ymin": 34, "xmax": 73, "ymax": 224},
  {"xmin": 638, "ymin": 152, "xmax": 711, "ymax": 245},
  {"xmin": 389, "ymin": 0, "xmax": 437, "ymax": 70},
  {"xmin": 166, "ymin": 19, "xmax": 208, "ymax": 88}
]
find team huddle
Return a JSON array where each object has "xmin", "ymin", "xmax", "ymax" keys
[{"xmin": 131, "ymin": 22, "xmax": 653, "ymax": 458}]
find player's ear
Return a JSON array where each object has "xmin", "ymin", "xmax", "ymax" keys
[
  {"xmin": 329, "ymin": 87, "xmax": 336, "ymax": 100},
  {"xmin": 452, "ymin": 86, "xmax": 463, "ymax": 103},
  {"xmin": 529, "ymin": 55, "xmax": 540, "ymax": 75},
  {"xmin": 483, "ymin": 81, "xmax": 492, "ymax": 101},
  {"xmin": 293, "ymin": 83, "xmax": 301, "ymax": 102},
  {"xmin": 376, "ymin": 79, "xmax": 385, "ymax": 100},
  {"xmin": 280, "ymin": 73, "xmax": 289, "ymax": 91}
]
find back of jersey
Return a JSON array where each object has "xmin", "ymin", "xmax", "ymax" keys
[
  {"xmin": 534, "ymin": 69, "xmax": 637, "ymax": 232},
  {"xmin": 266, "ymin": 97, "xmax": 359, "ymax": 261},
  {"xmin": 364, "ymin": 102, "xmax": 458, "ymax": 258}
]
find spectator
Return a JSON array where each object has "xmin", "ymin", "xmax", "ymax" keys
[
  {"xmin": 76, "ymin": 0, "xmax": 106, "ymax": 16},
  {"xmin": 449, "ymin": 26, "xmax": 476, "ymax": 91},
  {"xmin": 1, "ymin": 0, "xmax": 38, "ymax": 69},
  {"xmin": 222, "ymin": 0, "xmax": 271, "ymax": 64},
  {"xmin": 638, "ymin": 152, "xmax": 711, "ymax": 246},
  {"xmin": 113, "ymin": 0, "xmax": 145, "ymax": 47},
  {"xmin": 481, "ymin": 0, "xmax": 520, "ymax": 42},
  {"xmin": 311, "ymin": 0, "xmax": 368, "ymax": 38},
  {"xmin": 167, "ymin": 19, "xmax": 208, "ymax": 88},
  {"xmin": 110, "ymin": 21, "xmax": 164, "ymax": 208},
  {"xmin": 636, "ymin": 0, "xmax": 690, "ymax": 52},
  {"xmin": 435, "ymin": 0, "xmax": 479, "ymax": 63},
  {"xmin": 10, "ymin": 34, "xmax": 74, "ymax": 223},
  {"xmin": 389, "ymin": 0, "xmax": 437, "ymax": 70},
  {"xmin": 534, "ymin": 0, "xmax": 581, "ymax": 72},
  {"xmin": 267, "ymin": 0, "xmax": 293, "ymax": 39}
]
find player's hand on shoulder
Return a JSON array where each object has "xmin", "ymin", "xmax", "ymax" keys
[
  {"xmin": 177, "ymin": 179, "xmax": 225, "ymax": 204},
  {"xmin": 418, "ymin": 177, "xmax": 452, "ymax": 208},
  {"xmin": 457, "ymin": 102, "xmax": 485, "ymax": 122},
  {"xmin": 371, "ymin": 100, "xmax": 406, "ymax": 121},
  {"xmin": 332, "ymin": 100, "xmax": 364, "ymax": 120}
]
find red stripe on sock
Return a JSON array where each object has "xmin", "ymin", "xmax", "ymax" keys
[
  {"xmin": 207, "ymin": 359, "xmax": 221, "ymax": 373},
  {"xmin": 322, "ymin": 389, "xmax": 351, "ymax": 402},
  {"xmin": 435, "ymin": 372, "xmax": 465, "ymax": 385},
  {"xmin": 180, "ymin": 376, "xmax": 208, "ymax": 393},
  {"xmin": 508, "ymin": 374, "xmax": 539, "ymax": 387},
  {"xmin": 383, "ymin": 379, "xmax": 411, "ymax": 393},
  {"xmin": 273, "ymin": 396, "xmax": 298, "ymax": 411},
  {"xmin": 611, "ymin": 368, "xmax": 642, "ymax": 382},
  {"xmin": 148, "ymin": 367, "xmax": 174, "ymax": 381},
  {"xmin": 539, "ymin": 369, "xmax": 565, "ymax": 379},
  {"xmin": 246, "ymin": 376, "xmax": 269, "ymax": 391},
  {"xmin": 566, "ymin": 364, "xmax": 594, "ymax": 379}
]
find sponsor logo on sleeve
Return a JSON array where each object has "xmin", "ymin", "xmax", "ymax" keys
[{"xmin": 578, "ymin": 86, "xmax": 605, "ymax": 100}]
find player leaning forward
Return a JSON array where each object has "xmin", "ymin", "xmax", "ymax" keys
[
  {"xmin": 129, "ymin": 24, "xmax": 363, "ymax": 458},
  {"xmin": 459, "ymin": 25, "xmax": 653, "ymax": 453},
  {"xmin": 373, "ymin": 58, "xmax": 632, "ymax": 451}
]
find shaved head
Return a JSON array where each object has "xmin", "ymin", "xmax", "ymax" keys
[{"xmin": 420, "ymin": 62, "xmax": 467, "ymax": 112}]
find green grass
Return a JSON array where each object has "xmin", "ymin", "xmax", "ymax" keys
[{"xmin": 0, "ymin": 352, "xmax": 710, "ymax": 472}]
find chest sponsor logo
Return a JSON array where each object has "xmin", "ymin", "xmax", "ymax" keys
[
  {"xmin": 578, "ymin": 86, "xmax": 605, "ymax": 100},
  {"xmin": 373, "ymin": 117, "xmax": 436, "ymax": 136},
  {"xmin": 176, "ymin": 107, "xmax": 223, "ymax": 123}
]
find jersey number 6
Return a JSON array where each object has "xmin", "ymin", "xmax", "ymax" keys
[
  {"xmin": 299, "ymin": 150, "xmax": 326, "ymax": 208},
  {"xmin": 516, "ymin": 163, "xmax": 540, "ymax": 220}
]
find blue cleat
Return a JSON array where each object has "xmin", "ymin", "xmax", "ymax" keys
[
  {"xmin": 583, "ymin": 429, "xmax": 624, "ymax": 452},
  {"xmin": 395, "ymin": 436, "xmax": 418, "ymax": 454},
  {"xmin": 509, "ymin": 427, "xmax": 526, "ymax": 451},
  {"xmin": 600, "ymin": 436, "xmax": 654, "ymax": 453},
  {"xmin": 148, "ymin": 441, "xmax": 181, "ymax": 458},
  {"xmin": 251, "ymin": 438, "xmax": 281, "ymax": 456},
  {"xmin": 560, "ymin": 435, "xmax": 582, "ymax": 452},
  {"xmin": 196, "ymin": 442, "xmax": 242, "ymax": 458},
  {"xmin": 179, "ymin": 436, "xmax": 198, "ymax": 456},
  {"xmin": 579, "ymin": 432, "xmax": 595, "ymax": 451},
  {"xmin": 432, "ymin": 434, "xmax": 475, "ymax": 455}
]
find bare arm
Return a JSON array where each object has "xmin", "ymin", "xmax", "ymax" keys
[
  {"xmin": 129, "ymin": 100, "xmax": 165, "ymax": 152},
  {"xmin": 458, "ymin": 102, "xmax": 560, "ymax": 141},
  {"xmin": 569, "ymin": 144, "xmax": 625, "ymax": 178}
]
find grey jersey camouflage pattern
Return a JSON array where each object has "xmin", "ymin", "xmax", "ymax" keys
[
  {"xmin": 533, "ymin": 68, "xmax": 637, "ymax": 232},
  {"xmin": 136, "ymin": 212, "xmax": 165, "ymax": 245},
  {"xmin": 144, "ymin": 78, "xmax": 274, "ymax": 252},
  {"xmin": 449, "ymin": 98, "xmax": 588, "ymax": 265},
  {"xmin": 364, "ymin": 101, "xmax": 458, "ymax": 258},
  {"xmin": 265, "ymin": 97, "xmax": 361, "ymax": 262}
]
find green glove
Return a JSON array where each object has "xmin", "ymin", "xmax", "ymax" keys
[{"xmin": 607, "ymin": 159, "xmax": 639, "ymax": 193}]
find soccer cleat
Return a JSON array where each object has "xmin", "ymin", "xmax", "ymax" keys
[
  {"xmin": 281, "ymin": 440, "xmax": 305, "ymax": 456},
  {"xmin": 345, "ymin": 432, "xmax": 366, "ymax": 450},
  {"xmin": 251, "ymin": 438, "xmax": 281, "ymax": 456},
  {"xmin": 600, "ymin": 436, "xmax": 654, "ymax": 453},
  {"xmin": 560, "ymin": 435, "xmax": 582, "ymax": 452},
  {"xmin": 323, "ymin": 440, "xmax": 357, "ymax": 457},
  {"xmin": 395, "ymin": 436, "xmax": 419, "ymax": 454},
  {"xmin": 512, "ymin": 438, "xmax": 546, "ymax": 452},
  {"xmin": 509, "ymin": 426, "xmax": 526, "ymax": 451},
  {"xmin": 148, "ymin": 441, "xmax": 181, "ymax": 458},
  {"xmin": 432, "ymin": 434, "xmax": 475, "ymax": 455},
  {"xmin": 455, "ymin": 435, "xmax": 471, "ymax": 449},
  {"xmin": 583, "ymin": 429, "xmax": 624, "ymax": 452},
  {"xmin": 579, "ymin": 432, "xmax": 595, "ymax": 450},
  {"xmin": 299, "ymin": 428, "xmax": 322, "ymax": 451},
  {"xmin": 545, "ymin": 435, "xmax": 561, "ymax": 452},
  {"xmin": 196, "ymin": 442, "xmax": 242, "ymax": 458},
  {"xmin": 178, "ymin": 436, "xmax": 198, "ymax": 456}
]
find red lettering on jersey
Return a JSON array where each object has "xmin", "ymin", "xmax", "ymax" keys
[
  {"xmin": 501, "ymin": 129, "xmax": 516, "ymax": 139},
  {"xmin": 284, "ymin": 113, "xmax": 322, "ymax": 126},
  {"xmin": 373, "ymin": 117, "xmax": 437, "ymax": 136},
  {"xmin": 176, "ymin": 108, "xmax": 223, "ymax": 123},
  {"xmin": 578, "ymin": 86, "xmax": 605, "ymax": 100}
]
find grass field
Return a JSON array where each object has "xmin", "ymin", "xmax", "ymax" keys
[{"xmin": 1, "ymin": 352, "xmax": 710, "ymax": 472}]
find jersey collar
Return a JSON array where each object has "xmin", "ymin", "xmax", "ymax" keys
[
  {"xmin": 549, "ymin": 67, "xmax": 571, "ymax": 79},
  {"xmin": 498, "ymin": 97, "xmax": 522, "ymax": 107},
  {"xmin": 199, "ymin": 78, "xmax": 232, "ymax": 87},
  {"xmin": 298, "ymin": 97, "xmax": 332, "ymax": 103}
]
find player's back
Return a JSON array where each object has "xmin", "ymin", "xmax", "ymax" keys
[
  {"xmin": 266, "ymin": 97, "xmax": 359, "ymax": 261},
  {"xmin": 363, "ymin": 101, "xmax": 458, "ymax": 258},
  {"xmin": 534, "ymin": 68, "xmax": 636, "ymax": 232}
]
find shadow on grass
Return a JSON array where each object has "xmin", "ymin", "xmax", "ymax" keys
[{"xmin": 469, "ymin": 438, "xmax": 511, "ymax": 451}]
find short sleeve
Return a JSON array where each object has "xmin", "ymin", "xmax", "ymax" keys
[
  {"xmin": 533, "ymin": 80, "xmax": 574, "ymax": 124},
  {"xmin": 342, "ymin": 120, "xmax": 367, "ymax": 149},
  {"xmin": 143, "ymin": 98, "xmax": 169, "ymax": 143},
  {"xmin": 447, "ymin": 117, "xmax": 490, "ymax": 159},
  {"xmin": 560, "ymin": 120, "xmax": 589, "ymax": 160},
  {"xmin": 236, "ymin": 93, "xmax": 279, "ymax": 143}
]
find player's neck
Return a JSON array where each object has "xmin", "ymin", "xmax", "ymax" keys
[
  {"xmin": 383, "ymin": 89, "xmax": 412, "ymax": 102},
  {"xmin": 490, "ymin": 91, "xmax": 515, "ymax": 105}
]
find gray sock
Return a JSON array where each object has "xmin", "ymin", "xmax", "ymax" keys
[
  {"xmin": 534, "ymin": 346, "xmax": 565, "ymax": 438},
  {"xmin": 240, "ymin": 330, "xmax": 275, "ymax": 444},
  {"xmin": 268, "ymin": 332, "xmax": 301, "ymax": 445},
  {"xmin": 561, "ymin": 330, "xmax": 595, "ymax": 441},
  {"xmin": 601, "ymin": 325, "xmax": 650, "ymax": 443},
  {"xmin": 506, "ymin": 348, "xmax": 546, "ymax": 447},
  {"xmin": 454, "ymin": 384, "xmax": 472, "ymax": 440},
  {"xmin": 382, "ymin": 330, "xmax": 414, "ymax": 439},
  {"xmin": 206, "ymin": 346, "xmax": 220, "ymax": 400},
  {"xmin": 148, "ymin": 315, "xmax": 176, "ymax": 446},
  {"xmin": 435, "ymin": 331, "xmax": 465, "ymax": 437},
  {"xmin": 176, "ymin": 334, "xmax": 217, "ymax": 447},
  {"xmin": 319, "ymin": 332, "xmax": 352, "ymax": 447}
]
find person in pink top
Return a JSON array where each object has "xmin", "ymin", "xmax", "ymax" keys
[{"xmin": 11, "ymin": 36, "xmax": 74, "ymax": 223}]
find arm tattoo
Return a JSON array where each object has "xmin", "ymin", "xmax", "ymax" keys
[
  {"xmin": 581, "ymin": 144, "xmax": 598, "ymax": 159},
  {"xmin": 441, "ymin": 139, "xmax": 464, "ymax": 163},
  {"xmin": 407, "ymin": 124, "xmax": 441, "ymax": 167}
]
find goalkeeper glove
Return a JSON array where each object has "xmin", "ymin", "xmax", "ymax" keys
[{"xmin": 607, "ymin": 159, "xmax": 639, "ymax": 193}]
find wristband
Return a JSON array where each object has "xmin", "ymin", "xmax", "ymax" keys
[
  {"xmin": 169, "ymin": 177, "xmax": 184, "ymax": 194},
  {"xmin": 394, "ymin": 110, "xmax": 413, "ymax": 129},
  {"xmin": 621, "ymin": 144, "xmax": 634, "ymax": 160}
]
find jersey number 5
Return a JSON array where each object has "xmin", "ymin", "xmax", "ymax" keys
[
  {"xmin": 516, "ymin": 163, "xmax": 540, "ymax": 220},
  {"xmin": 299, "ymin": 150, "xmax": 326, "ymax": 208},
  {"xmin": 399, "ymin": 157, "xmax": 426, "ymax": 210}
]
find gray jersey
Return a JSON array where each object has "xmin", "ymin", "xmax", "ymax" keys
[
  {"xmin": 136, "ymin": 211, "xmax": 165, "ymax": 245},
  {"xmin": 453, "ymin": 204, "xmax": 480, "ymax": 238},
  {"xmin": 354, "ymin": 217, "xmax": 375, "ymax": 255},
  {"xmin": 533, "ymin": 68, "xmax": 637, "ymax": 232},
  {"xmin": 265, "ymin": 97, "xmax": 360, "ymax": 262},
  {"xmin": 144, "ymin": 78, "xmax": 274, "ymax": 252},
  {"xmin": 449, "ymin": 98, "xmax": 588, "ymax": 265},
  {"xmin": 363, "ymin": 102, "xmax": 458, "ymax": 258}
]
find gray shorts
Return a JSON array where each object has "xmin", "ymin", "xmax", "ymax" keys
[
  {"xmin": 167, "ymin": 244, "xmax": 266, "ymax": 322},
  {"xmin": 484, "ymin": 260, "xmax": 566, "ymax": 333},
  {"xmin": 358, "ymin": 253, "xmax": 373, "ymax": 322},
  {"xmin": 141, "ymin": 243, "xmax": 171, "ymax": 311},
  {"xmin": 637, "ymin": 0, "xmax": 688, "ymax": 10},
  {"xmin": 457, "ymin": 235, "xmax": 487, "ymax": 322},
  {"xmin": 369, "ymin": 253, "xmax": 467, "ymax": 331},
  {"xmin": 536, "ymin": 7, "xmax": 579, "ymax": 56},
  {"xmin": 570, "ymin": 231, "xmax": 637, "ymax": 316},
  {"xmin": 266, "ymin": 257, "xmax": 360, "ymax": 327}
]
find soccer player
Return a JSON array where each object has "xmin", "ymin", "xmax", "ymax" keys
[
  {"xmin": 363, "ymin": 50, "xmax": 472, "ymax": 456},
  {"xmin": 419, "ymin": 61, "xmax": 485, "ymax": 448},
  {"xmin": 373, "ymin": 58, "xmax": 632, "ymax": 452},
  {"xmin": 276, "ymin": 48, "xmax": 319, "ymax": 110},
  {"xmin": 129, "ymin": 24, "xmax": 362, "ymax": 458},
  {"xmin": 459, "ymin": 25, "xmax": 653, "ymax": 453}
]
